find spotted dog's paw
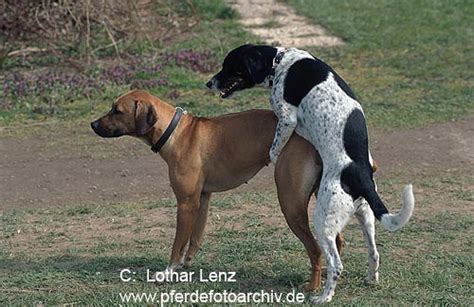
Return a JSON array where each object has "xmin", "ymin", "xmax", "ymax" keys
[
  {"xmin": 309, "ymin": 294, "xmax": 333, "ymax": 304},
  {"xmin": 365, "ymin": 271, "xmax": 379, "ymax": 284}
]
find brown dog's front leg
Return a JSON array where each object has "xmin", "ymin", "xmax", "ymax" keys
[
  {"xmin": 183, "ymin": 192, "xmax": 211, "ymax": 267},
  {"xmin": 169, "ymin": 195, "xmax": 201, "ymax": 268},
  {"xmin": 336, "ymin": 232, "xmax": 344, "ymax": 255}
]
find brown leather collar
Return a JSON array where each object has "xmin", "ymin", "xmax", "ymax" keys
[{"xmin": 151, "ymin": 107, "xmax": 184, "ymax": 153}]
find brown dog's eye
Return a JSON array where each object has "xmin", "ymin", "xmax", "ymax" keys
[{"xmin": 111, "ymin": 106, "xmax": 121, "ymax": 115}]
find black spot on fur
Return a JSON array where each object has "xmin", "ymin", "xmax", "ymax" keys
[
  {"xmin": 283, "ymin": 58, "xmax": 329, "ymax": 106},
  {"xmin": 283, "ymin": 57, "xmax": 357, "ymax": 106},
  {"xmin": 340, "ymin": 109, "xmax": 388, "ymax": 220},
  {"xmin": 341, "ymin": 163, "xmax": 369, "ymax": 199},
  {"xmin": 310, "ymin": 54, "xmax": 358, "ymax": 100},
  {"xmin": 342, "ymin": 109, "xmax": 370, "ymax": 169}
]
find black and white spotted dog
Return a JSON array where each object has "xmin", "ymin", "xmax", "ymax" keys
[{"xmin": 207, "ymin": 44, "xmax": 415, "ymax": 303}]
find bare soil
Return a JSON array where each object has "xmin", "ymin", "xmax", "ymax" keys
[
  {"xmin": 1, "ymin": 116, "xmax": 472, "ymax": 211},
  {"xmin": 226, "ymin": 0, "xmax": 343, "ymax": 47}
]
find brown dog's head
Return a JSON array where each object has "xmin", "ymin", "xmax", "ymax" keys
[{"xmin": 91, "ymin": 90, "xmax": 158, "ymax": 138}]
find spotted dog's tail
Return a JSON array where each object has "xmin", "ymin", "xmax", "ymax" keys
[{"xmin": 362, "ymin": 183, "xmax": 415, "ymax": 231}]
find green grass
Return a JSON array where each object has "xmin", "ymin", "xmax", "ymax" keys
[
  {"xmin": 1, "ymin": 175, "xmax": 473, "ymax": 305},
  {"xmin": 282, "ymin": 0, "xmax": 474, "ymax": 127},
  {"xmin": 256, "ymin": 19, "xmax": 283, "ymax": 28}
]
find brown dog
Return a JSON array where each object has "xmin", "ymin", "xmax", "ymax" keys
[{"xmin": 90, "ymin": 90, "xmax": 343, "ymax": 291}]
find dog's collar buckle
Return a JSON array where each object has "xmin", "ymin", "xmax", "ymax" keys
[{"xmin": 151, "ymin": 107, "xmax": 185, "ymax": 153}]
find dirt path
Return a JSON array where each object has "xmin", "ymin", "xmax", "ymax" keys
[
  {"xmin": 1, "ymin": 117, "xmax": 472, "ymax": 210},
  {"xmin": 371, "ymin": 119, "xmax": 474, "ymax": 178},
  {"xmin": 226, "ymin": 0, "xmax": 343, "ymax": 47},
  {"xmin": 0, "ymin": 124, "xmax": 276, "ymax": 210}
]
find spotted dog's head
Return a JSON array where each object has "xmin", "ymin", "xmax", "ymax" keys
[
  {"xmin": 91, "ymin": 90, "xmax": 157, "ymax": 138},
  {"xmin": 206, "ymin": 44, "xmax": 277, "ymax": 98}
]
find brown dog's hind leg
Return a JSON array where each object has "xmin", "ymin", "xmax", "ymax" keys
[
  {"xmin": 275, "ymin": 136, "xmax": 346, "ymax": 292},
  {"xmin": 336, "ymin": 232, "xmax": 344, "ymax": 255},
  {"xmin": 280, "ymin": 198, "xmax": 323, "ymax": 292},
  {"xmin": 183, "ymin": 192, "xmax": 211, "ymax": 267},
  {"xmin": 279, "ymin": 193, "xmax": 344, "ymax": 292},
  {"xmin": 275, "ymin": 141, "xmax": 324, "ymax": 292}
]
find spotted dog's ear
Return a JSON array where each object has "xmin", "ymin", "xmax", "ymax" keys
[
  {"xmin": 135, "ymin": 100, "xmax": 157, "ymax": 136},
  {"xmin": 243, "ymin": 48, "xmax": 268, "ymax": 84}
]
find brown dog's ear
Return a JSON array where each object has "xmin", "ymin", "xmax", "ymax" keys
[{"xmin": 135, "ymin": 100, "xmax": 157, "ymax": 136}]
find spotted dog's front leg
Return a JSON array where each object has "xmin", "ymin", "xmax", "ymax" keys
[{"xmin": 270, "ymin": 101, "xmax": 298, "ymax": 165}]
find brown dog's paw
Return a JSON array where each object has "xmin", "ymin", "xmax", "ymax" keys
[
  {"xmin": 303, "ymin": 282, "xmax": 318, "ymax": 293},
  {"xmin": 183, "ymin": 258, "xmax": 193, "ymax": 268},
  {"xmin": 303, "ymin": 266, "xmax": 329, "ymax": 292}
]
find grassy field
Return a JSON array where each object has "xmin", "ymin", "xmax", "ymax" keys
[
  {"xmin": 1, "ymin": 175, "xmax": 472, "ymax": 305},
  {"xmin": 283, "ymin": 0, "xmax": 474, "ymax": 128},
  {"xmin": 1, "ymin": 0, "xmax": 473, "ymax": 305}
]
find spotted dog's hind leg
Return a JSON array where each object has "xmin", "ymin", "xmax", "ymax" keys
[
  {"xmin": 310, "ymin": 179, "xmax": 355, "ymax": 304},
  {"xmin": 269, "ymin": 101, "xmax": 298, "ymax": 164},
  {"xmin": 355, "ymin": 200, "xmax": 380, "ymax": 283}
]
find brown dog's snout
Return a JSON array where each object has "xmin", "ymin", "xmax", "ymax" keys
[
  {"xmin": 90, "ymin": 120, "xmax": 100, "ymax": 132},
  {"xmin": 90, "ymin": 119, "xmax": 110, "ymax": 137},
  {"xmin": 90, "ymin": 117, "xmax": 124, "ymax": 138},
  {"xmin": 91, "ymin": 120, "xmax": 108, "ymax": 137}
]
